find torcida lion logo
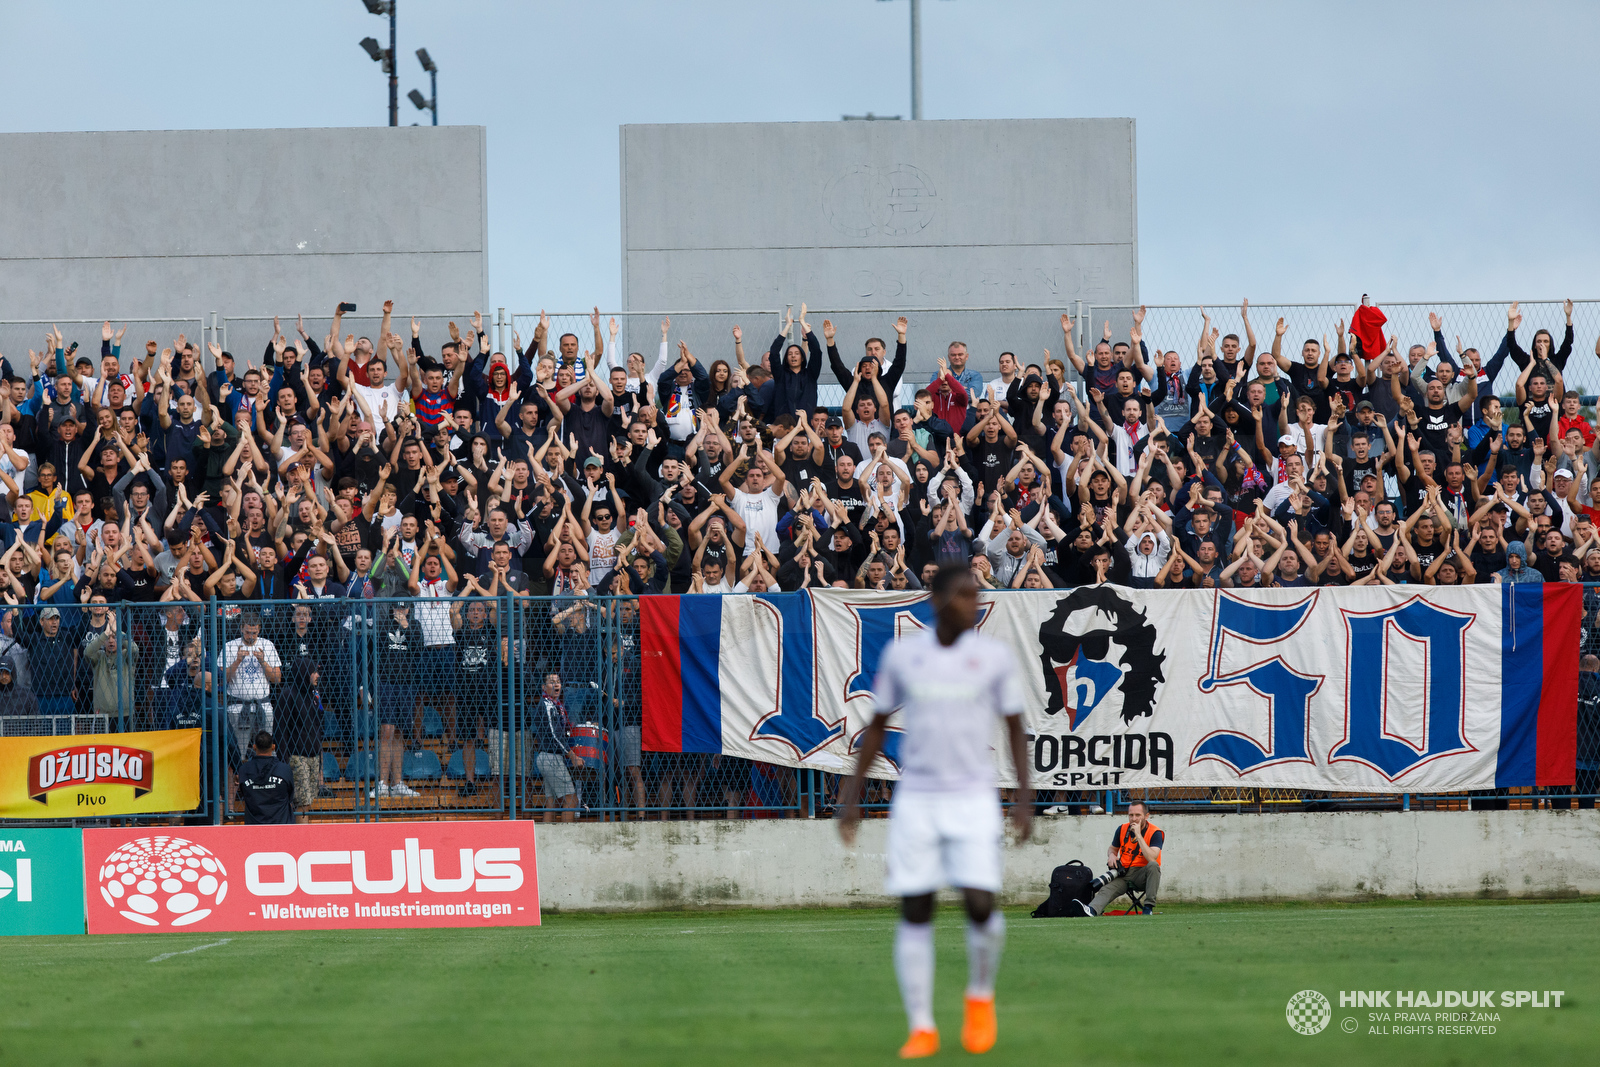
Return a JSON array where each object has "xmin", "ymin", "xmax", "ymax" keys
[
  {"xmin": 96, "ymin": 836, "xmax": 228, "ymax": 927},
  {"xmin": 1037, "ymin": 586, "xmax": 1167, "ymax": 730}
]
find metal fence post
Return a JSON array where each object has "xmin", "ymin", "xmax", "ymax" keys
[
  {"xmin": 205, "ymin": 601, "xmax": 218, "ymax": 825},
  {"xmin": 364, "ymin": 599, "xmax": 379, "ymax": 824},
  {"xmin": 506, "ymin": 591, "xmax": 518, "ymax": 820},
  {"xmin": 352, "ymin": 598, "xmax": 370, "ymax": 824},
  {"xmin": 206, "ymin": 596, "xmax": 224, "ymax": 824},
  {"xmin": 504, "ymin": 593, "xmax": 516, "ymax": 820},
  {"xmin": 504, "ymin": 590, "xmax": 516, "ymax": 821}
]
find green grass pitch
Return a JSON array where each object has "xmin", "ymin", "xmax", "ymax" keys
[{"xmin": 2, "ymin": 899, "xmax": 1592, "ymax": 1066}]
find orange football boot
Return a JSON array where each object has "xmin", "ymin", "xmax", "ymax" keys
[
  {"xmin": 899, "ymin": 1028, "xmax": 940, "ymax": 1058},
  {"xmin": 961, "ymin": 995, "xmax": 997, "ymax": 1053}
]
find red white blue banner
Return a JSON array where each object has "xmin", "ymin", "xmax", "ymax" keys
[{"xmin": 641, "ymin": 586, "xmax": 1578, "ymax": 793}]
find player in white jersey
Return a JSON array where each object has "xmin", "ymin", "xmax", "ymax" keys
[{"xmin": 840, "ymin": 565, "xmax": 1032, "ymax": 1059}]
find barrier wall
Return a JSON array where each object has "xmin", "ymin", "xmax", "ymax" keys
[{"xmin": 531, "ymin": 810, "xmax": 1600, "ymax": 911}]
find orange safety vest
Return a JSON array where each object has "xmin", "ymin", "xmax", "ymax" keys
[{"xmin": 1116, "ymin": 820, "xmax": 1162, "ymax": 868}]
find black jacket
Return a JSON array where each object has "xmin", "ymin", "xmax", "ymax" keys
[
  {"xmin": 828, "ymin": 339, "xmax": 908, "ymax": 400},
  {"xmin": 765, "ymin": 330, "xmax": 823, "ymax": 419},
  {"xmin": 274, "ymin": 654, "xmax": 323, "ymax": 760},
  {"xmin": 238, "ymin": 754, "xmax": 294, "ymax": 823}
]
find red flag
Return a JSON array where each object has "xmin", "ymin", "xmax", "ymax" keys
[{"xmin": 1351, "ymin": 303, "xmax": 1387, "ymax": 361}]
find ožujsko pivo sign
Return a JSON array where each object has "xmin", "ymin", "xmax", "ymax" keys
[
  {"xmin": 83, "ymin": 822, "xmax": 540, "ymax": 934},
  {"xmin": 0, "ymin": 729, "xmax": 199, "ymax": 817},
  {"xmin": 0, "ymin": 830, "xmax": 87, "ymax": 936}
]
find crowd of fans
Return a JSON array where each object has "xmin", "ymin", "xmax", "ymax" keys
[{"xmin": 1, "ymin": 296, "xmax": 1598, "ymax": 809}]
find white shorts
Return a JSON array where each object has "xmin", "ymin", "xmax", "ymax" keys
[{"xmin": 884, "ymin": 789, "xmax": 1003, "ymax": 897}]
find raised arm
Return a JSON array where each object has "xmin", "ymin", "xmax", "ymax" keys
[{"xmin": 1061, "ymin": 313, "xmax": 1084, "ymax": 374}]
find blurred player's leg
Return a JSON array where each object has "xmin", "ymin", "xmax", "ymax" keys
[
  {"xmin": 961, "ymin": 888, "xmax": 1004, "ymax": 1053},
  {"xmin": 895, "ymin": 894, "xmax": 938, "ymax": 1058}
]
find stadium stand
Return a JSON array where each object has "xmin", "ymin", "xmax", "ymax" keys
[{"xmin": 0, "ymin": 299, "xmax": 1598, "ymax": 823}]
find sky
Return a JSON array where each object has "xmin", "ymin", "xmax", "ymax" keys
[{"xmin": 4, "ymin": 0, "xmax": 1598, "ymax": 316}]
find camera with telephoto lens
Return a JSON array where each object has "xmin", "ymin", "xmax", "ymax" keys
[{"xmin": 1088, "ymin": 866, "xmax": 1121, "ymax": 893}]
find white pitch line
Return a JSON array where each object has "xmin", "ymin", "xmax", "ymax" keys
[{"xmin": 147, "ymin": 938, "xmax": 233, "ymax": 963}]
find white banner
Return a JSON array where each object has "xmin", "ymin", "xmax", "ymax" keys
[{"xmin": 650, "ymin": 585, "xmax": 1578, "ymax": 794}]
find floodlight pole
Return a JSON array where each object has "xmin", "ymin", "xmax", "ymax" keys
[
  {"xmin": 910, "ymin": 0, "xmax": 921, "ymax": 120},
  {"xmin": 388, "ymin": 1, "xmax": 398, "ymax": 127},
  {"xmin": 428, "ymin": 68, "xmax": 437, "ymax": 125}
]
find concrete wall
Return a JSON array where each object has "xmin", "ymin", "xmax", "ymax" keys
[
  {"xmin": 619, "ymin": 119, "xmax": 1137, "ymax": 381},
  {"xmin": 0, "ymin": 127, "xmax": 488, "ymax": 321},
  {"xmin": 532, "ymin": 812, "xmax": 1600, "ymax": 912}
]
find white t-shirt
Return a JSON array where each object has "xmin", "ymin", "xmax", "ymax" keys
[
  {"xmin": 222, "ymin": 637, "xmax": 281, "ymax": 703},
  {"xmin": 732, "ymin": 487, "xmax": 781, "ymax": 552},
  {"xmin": 0, "ymin": 447, "xmax": 30, "ymax": 483},
  {"xmin": 1283, "ymin": 424, "xmax": 1325, "ymax": 464},
  {"xmin": 587, "ymin": 528, "xmax": 620, "ymax": 586},
  {"xmin": 156, "ymin": 626, "xmax": 186, "ymax": 688},
  {"xmin": 353, "ymin": 382, "xmax": 406, "ymax": 423},
  {"xmin": 870, "ymin": 629, "xmax": 1024, "ymax": 794},
  {"xmin": 846, "ymin": 419, "xmax": 889, "ymax": 457},
  {"xmin": 987, "ymin": 375, "xmax": 1017, "ymax": 407},
  {"xmin": 415, "ymin": 577, "xmax": 455, "ymax": 645},
  {"xmin": 84, "ymin": 374, "xmax": 137, "ymax": 408},
  {"xmin": 1110, "ymin": 422, "xmax": 1145, "ymax": 477}
]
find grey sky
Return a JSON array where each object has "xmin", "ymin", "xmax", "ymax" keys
[{"xmin": 4, "ymin": 0, "xmax": 1597, "ymax": 316}]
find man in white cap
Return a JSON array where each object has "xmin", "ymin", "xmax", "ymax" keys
[{"xmin": 1548, "ymin": 465, "xmax": 1581, "ymax": 538}]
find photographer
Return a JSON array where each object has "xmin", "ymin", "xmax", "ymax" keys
[{"xmin": 1074, "ymin": 800, "xmax": 1163, "ymax": 916}]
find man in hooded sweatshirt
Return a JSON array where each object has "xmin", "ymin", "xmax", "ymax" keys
[
  {"xmin": 1494, "ymin": 540, "xmax": 1542, "ymax": 584},
  {"xmin": 276, "ymin": 609, "xmax": 325, "ymax": 822},
  {"xmin": 0, "ymin": 654, "xmax": 38, "ymax": 717}
]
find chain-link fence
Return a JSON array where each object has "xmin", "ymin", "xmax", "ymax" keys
[
  {"xmin": 520, "ymin": 300, "xmax": 1600, "ymax": 415},
  {"xmin": 0, "ymin": 599, "xmax": 223, "ymax": 825},
  {"xmin": 0, "ymin": 318, "xmax": 208, "ymax": 381},
  {"xmin": 17, "ymin": 301, "xmax": 1597, "ymax": 409},
  {"xmin": 511, "ymin": 310, "xmax": 782, "ymax": 388},
  {"xmin": 0, "ymin": 583, "xmax": 1596, "ymax": 825},
  {"xmin": 517, "ymin": 307, "xmax": 1089, "ymax": 411},
  {"xmin": 220, "ymin": 313, "xmax": 481, "ymax": 372},
  {"xmin": 1087, "ymin": 300, "xmax": 1600, "ymax": 398}
]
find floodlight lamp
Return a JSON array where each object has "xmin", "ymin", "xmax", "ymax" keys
[
  {"xmin": 362, "ymin": 0, "xmax": 392, "ymax": 16},
  {"xmin": 416, "ymin": 48, "xmax": 436, "ymax": 73},
  {"xmin": 408, "ymin": 89, "xmax": 429, "ymax": 110},
  {"xmin": 359, "ymin": 37, "xmax": 384, "ymax": 62}
]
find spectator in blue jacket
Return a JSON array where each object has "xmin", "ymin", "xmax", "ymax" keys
[{"xmin": 1494, "ymin": 540, "xmax": 1541, "ymax": 584}]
